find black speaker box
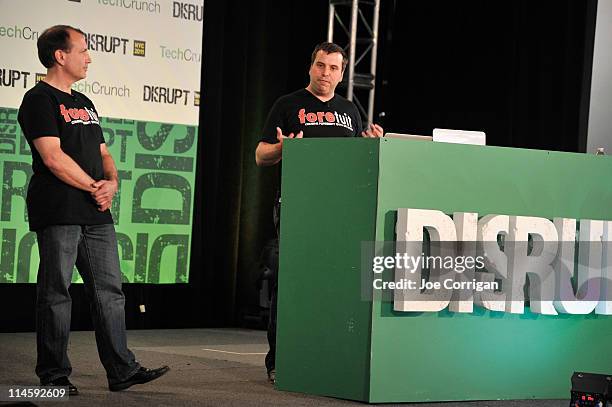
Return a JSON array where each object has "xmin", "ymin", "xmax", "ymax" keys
[{"xmin": 570, "ymin": 372, "xmax": 611, "ymax": 407}]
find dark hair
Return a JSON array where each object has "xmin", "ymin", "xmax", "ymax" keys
[
  {"xmin": 37, "ymin": 25, "xmax": 86, "ymax": 68},
  {"xmin": 310, "ymin": 42, "xmax": 348, "ymax": 71}
]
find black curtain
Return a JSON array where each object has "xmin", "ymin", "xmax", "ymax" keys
[
  {"xmin": 0, "ymin": 0, "xmax": 597, "ymax": 332},
  {"xmin": 200, "ymin": 0, "xmax": 330, "ymax": 326},
  {"xmin": 0, "ymin": 0, "xmax": 330, "ymax": 333},
  {"xmin": 376, "ymin": 0, "xmax": 597, "ymax": 152}
]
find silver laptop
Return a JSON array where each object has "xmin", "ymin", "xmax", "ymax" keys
[
  {"xmin": 432, "ymin": 128, "xmax": 486, "ymax": 145},
  {"xmin": 384, "ymin": 133, "xmax": 433, "ymax": 141}
]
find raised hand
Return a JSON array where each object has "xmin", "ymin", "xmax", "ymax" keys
[
  {"xmin": 361, "ymin": 123, "xmax": 384, "ymax": 138},
  {"xmin": 276, "ymin": 126, "xmax": 304, "ymax": 144}
]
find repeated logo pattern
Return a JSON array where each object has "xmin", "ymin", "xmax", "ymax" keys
[{"xmin": 1, "ymin": 0, "xmax": 203, "ymax": 124}]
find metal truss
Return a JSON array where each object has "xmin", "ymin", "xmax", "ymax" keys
[{"xmin": 327, "ymin": 0, "xmax": 381, "ymax": 125}]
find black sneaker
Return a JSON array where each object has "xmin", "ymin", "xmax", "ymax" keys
[
  {"xmin": 43, "ymin": 376, "xmax": 79, "ymax": 396},
  {"xmin": 267, "ymin": 369, "xmax": 276, "ymax": 384},
  {"xmin": 109, "ymin": 366, "xmax": 170, "ymax": 392}
]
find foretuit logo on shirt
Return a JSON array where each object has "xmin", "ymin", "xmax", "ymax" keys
[
  {"xmin": 297, "ymin": 108, "xmax": 354, "ymax": 131},
  {"xmin": 59, "ymin": 104, "xmax": 100, "ymax": 125}
]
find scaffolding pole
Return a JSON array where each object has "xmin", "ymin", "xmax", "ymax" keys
[{"xmin": 327, "ymin": 0, "xmax": 381, "ymax": 125}]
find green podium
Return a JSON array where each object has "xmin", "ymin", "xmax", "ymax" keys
[{"xmin": 275, "ymin": 137, "xmax": 612, "ymax": 403}]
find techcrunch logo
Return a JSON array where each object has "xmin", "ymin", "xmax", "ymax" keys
[
  {"xmin": 97, "ymin": 0, "xmax": 161, "ymax": 13},
  {"xmin": 86, "ymin": 32, "xmax": 146, "ymax": 57},
  {"xmin": 72, "ymin": 80, "xmax": 131, "ymax": 97},
  {"xmin": 0, "ymin": 25, "xmax": 39, "ymax": 40},
  {"xmin": 160, "ymin": 46, "xmax": 201, "ymax": 63}
]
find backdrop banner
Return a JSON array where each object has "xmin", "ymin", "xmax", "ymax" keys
[{"xmin": 0, "ymin": 0, "xmax": 203, "ymax": 283}]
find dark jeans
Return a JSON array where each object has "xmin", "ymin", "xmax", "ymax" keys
[
  {"xmin": 35, "ymin": 224, "xmax": 140, "ymax": 385},
  {"xmin": 265, "ymin": 279, "xmax": 277, "ymax": 373},
  {"xmin": 265, "ymin": 197, "xmax": 281, "ymax": 373}
]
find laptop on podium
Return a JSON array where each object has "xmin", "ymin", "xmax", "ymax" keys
[{"xmin": 384, "ymin": 128, "xmax": 486, "ymax": 146}]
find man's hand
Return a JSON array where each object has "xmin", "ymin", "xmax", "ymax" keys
[
  {"xmin": 276, "ymin": 126, "xmax": 303, "ymax": 143},
  {"xmin": 361, "ymin": 123, "xmax": 384, "ymax": 138},
  {"xmin": 255, "ymin": 127, "xmax": 303, "ymax": 166},
  {"xmin": 91, "ymin": 179, "xmax": 118, "ymax": 212}
]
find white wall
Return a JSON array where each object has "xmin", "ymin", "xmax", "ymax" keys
[{"xmin": 587, "ymin": 0, "xmax": 612, "ymax": 154}]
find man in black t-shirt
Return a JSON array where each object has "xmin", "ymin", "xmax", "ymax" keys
[
  {"xmin": 255, "ymin": 42, "xmax": 384, "ymax": 383},
  {"xmin": 18, "ymin": 25, "xmax": 169, "ymax": 394}
]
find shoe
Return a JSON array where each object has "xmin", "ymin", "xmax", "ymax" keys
[
  {"xmin": 267, "ymin": 368, "xmax": 276, "ymax": 384},
  {"xmin": 43, "ymin": 376, "xmax": 79, "ymax": 396},
  {"xmin": 109, "ymin": 366, "xmax": 170, "ymax": 392}
]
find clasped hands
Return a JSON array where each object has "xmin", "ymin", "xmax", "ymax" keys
[{"xmin": 90, "ymin": 179, "xmax": 118, "ymax": 212}]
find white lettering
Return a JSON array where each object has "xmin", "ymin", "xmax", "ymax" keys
[{"xmin": 390, "ymin": 209, "xmax": 612, "ymax": 316}]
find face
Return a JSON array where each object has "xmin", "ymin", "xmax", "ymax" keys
[
  {"xmin": 56, "ymin": 29, "xmax": 91, "ymax": 81},
  {"xmin": 308, "ymin": 50, "xmax": 344, "ymax": 98}
]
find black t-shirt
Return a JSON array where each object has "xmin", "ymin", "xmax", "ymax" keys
[
  {"xmin": 260, "ymin": 88, "xmax": 363, "ymax": 215},
  {"xmin": 18, "ymin": 81, "xmax": 112, "ymax": 231},
  {"xmin": 260, "ymin": 88, "xmax": 363, "ymax": 143}
]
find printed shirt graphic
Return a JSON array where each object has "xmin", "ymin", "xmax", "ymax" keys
[
  {"xmin": 58, "ymin": 103, "xmax": 100, "ymax": 126},
  {"xmin": 17, "ymin": 81, "xmax": 112, "ymax": 231},
  {"xmin": 261, "ymin": 89, "xmax": 363, "ymax": 143}
]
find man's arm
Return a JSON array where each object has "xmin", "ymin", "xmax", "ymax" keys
[
  {"xmin": 32, "ymin": 137, "xmax": 97, "ymax": 193},
  {"xmin": 91, "ymin": 143, "xmax": 118, "ymax": 212},
  {"xmin": 255, "ymin": 141, "xmax": 282, "ymax": 167},
  {"xmin": 255, "ymin": 127, "xmax": 303, "ymax": 167}
]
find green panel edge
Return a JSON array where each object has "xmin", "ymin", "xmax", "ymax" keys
[{"xmin": 275, "ymin": 138, "xmax": 380, "ymax": 401}]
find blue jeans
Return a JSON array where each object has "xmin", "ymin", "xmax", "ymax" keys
[{"xmin": 35, "ymin": 224, "xmax": 140, "ymax": 385}]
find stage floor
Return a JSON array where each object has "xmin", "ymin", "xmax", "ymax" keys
[{"xmin": 0, "ymin": 329, "xmax": 566, "ymax": 406}]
